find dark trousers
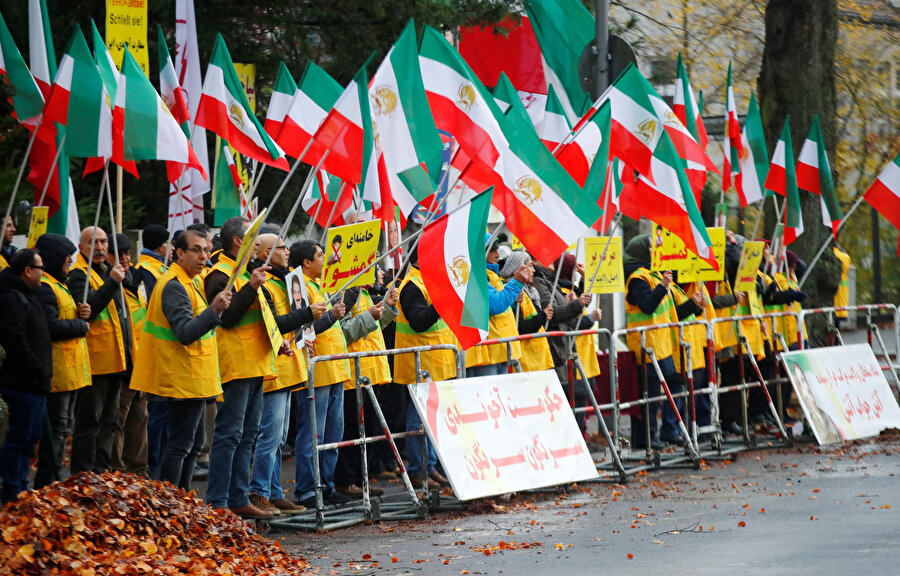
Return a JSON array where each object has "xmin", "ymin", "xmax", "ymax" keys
[
  {"xmin": 371, "ymin": 382, "xmax": 407, "ymax": 472},
  {"xmin": 0, "ymin": 387, "xmax": 46, "ymax": 502},
  {"xmin": 71, "ymin": 374, "xmax": 123, "ymax": 474},
  {"xmin": 112, "ymin": 386, "xmax": 148, "ymax": 475},
  {"xmin": 631, "ymin": 356, "xmax": 677, "ymax": 446},
  {"xmin": 158, "ymin": 398, "xmax": 205, "ymax": 490},
  {"xmin": 34, "ymin": 390, "xmax": 76, "ymax": 488},
  {"xmin": 147, "ymin": 398, "xmax": 168, "ymax": 477},
  {"xmin": 749, "ymin": 346, "xmax": 777, "ymax": 416},
  {"xmin": 334, "ymin": 387, "xmax": 383, "ymax": 487}
]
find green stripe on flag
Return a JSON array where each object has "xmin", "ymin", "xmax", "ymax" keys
[
  {"xmin": 745, "ymin": 94, "xmax": 769, "ymax": 195},
  {"xmin": 460, "ymin": 188, "xmax": 493, "ymax": 332}
]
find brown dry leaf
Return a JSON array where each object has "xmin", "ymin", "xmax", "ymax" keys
[{"xmin": 738, "ymin": 521, "xmax": 746, "ymax": 527}]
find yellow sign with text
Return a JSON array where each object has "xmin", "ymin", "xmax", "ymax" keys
[
  {"xmin": 735, "ymin": 241, "xmax": 765, "ymax": 293},
  {"xmin": 679, "ymin": 228, "xmax": 726, "ymax": 282},
  {"xmin": 106, "ymin": 0, "xmax": 149, "ymax": 75},
  {"xmin": 26, "ymin": 206, "xmax": 49, "ymax": 249},
  {"xmin": 650, "ymin": 224, "xmax": 691, "ymax": 272},
  {"xmin": 584, "ymin": 236, "xmax": 625, "ymax": 294},
  {"xmin": 322, "ymin": 219, "xmax": 381, "ymax": 293},
  {"xmin": 224, "ymin": 209, "xmax": 266, "ymax": 293},
  {"xmin": 259, "ymin": 292, "xmax": 285, "ymax": 354},
  {"xmin": 233, "ymin": 63, "xmax": 256, "ymax": 113}
]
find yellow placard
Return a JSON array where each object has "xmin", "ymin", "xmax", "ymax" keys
[
  {"xmin": 106, "ymin": 0, "xmax": 149, "ymax": 75},
  {"xmin": 259, "ymin": 291, "xmax": 285, "ymax": 354},
  {"xmin": 233, "ymin": 63, "xmax": 256, "ymax": 113},
  {"xmin": 224, "ymin": 209, "xmax": 266, "ymax": 293},
  {"xmin": 26, "ymin": 206, "xmax": 49, "ymax": 249},
  {"xmin": 650, "ymin": 224, "xmax": 691, "ymax": 272},
  {"xmin": 584, "ymin": 236, "xmax": 625, "ymax": 294},
  {"xmin": 322, "ymin": 219, "xmax": 381, "ymax": 293},
  {"xmin": 734, "ymin": 241, "xmax": 765, "ymax": 293},
  {"xmin": 511, "ymin": 235, "xmax": 524, "ymax": 251},
  {"xmin": 679, "ymin": 228, "xmax": 726, "ymax": 282}
]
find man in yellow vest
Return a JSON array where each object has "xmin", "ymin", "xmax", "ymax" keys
[
  {"xmin": 832, "ymin": 242, "xmax": 852, "ymax": 325},
  {"xmin": 248, "ymin": 234, "xmax": 324, "ymax": 515},
  {"xmin": 131, "ymin": 229, "xmax": 232, "ymax": 490},
  {"xmin": 32, "ymin": 234, "xmax": 91, "ymax": 488},
  {"xmin": 104, "ymin": 234, "xmax": 149, "ymax": 476},
  {"xmin": 288, "ymin": 239, "xmax": 354, "ymax": 508},
  {"xmin": 203, "ymin": 217, "xmax": 276, "ymax": 519},
  {"xmin": 0, "ymin": 215, "xmax": 16, "ymax": 270},
  {"xmin": 333, "ymin": 281, "xmax": 399, "ymax": 498},
  {"xmin": 66, "ymin": 226, "xmax": 130, "ymax": 474}
]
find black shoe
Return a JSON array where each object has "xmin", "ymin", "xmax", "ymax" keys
[
  {"xmin": 296, "ymin": 496, "xmax": 318, "ymax": 509},
  {"xmin": 327, "ymin": 490, "xmax": 353, "ymax": 505},
  {"xmin": 725, "ymin": 421, "xmax": 743, "ymax": 435},
  {"xmin": 661, "ymin": 435, "xmax": 686, "ymax": 447}
]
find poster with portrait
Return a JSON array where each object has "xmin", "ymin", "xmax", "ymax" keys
[
  {"xmin": 781, "ymin": 344, "xmax": 900, "ymax": 445},
  {"xmin": 285, "ymin": 268, "xmax": 315, "ymax": 345}
]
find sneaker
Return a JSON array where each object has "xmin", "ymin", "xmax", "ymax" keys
[
  {"xmin": 229, "ymin": 504, "xmax": 273, "ymax": 520},
  {"xmin": 248, "ymin": 493, "xmax": 281, "ymax": 516},
  {"xmin": 270, "ymin": 498, "xmax": 306, "ymax": 515}
]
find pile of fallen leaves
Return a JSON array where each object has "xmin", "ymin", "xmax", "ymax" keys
[{"xmin": 0, "ymin": 472, "xmax": 310, "ymax": 575}]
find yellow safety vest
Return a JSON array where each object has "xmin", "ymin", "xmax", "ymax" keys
[
  {"xmin": 42, "ymin": 275, "xmax": 91, "ymax": 393},
  {"xmin": 713, "ymin": 278, "xmax": 739, "ymax": 351},
  {"xmin": 625, "ymin": 268, "xmax": 676, "ymax": 364},
  {"xmin": 261, "ymin": 273, "xmax": 308, "ymax": 394},
  {"xmin": 770, "ymin": 272, "xmax": 807, "ymax": 348},
  {"xmin": 71, "ymin": 253, "xmax": 127, "ymax": 375},
  {"xmin": 670, "ymin": 283, "xmax": 707, "ymax": 371},
  {"xmin": 481, "ymin": 270, "xmax": 523, "ymax": 366},
  {"xmin": 559, "ymin": 286, "xmax": 601, "ymax": 380},
  {"xmin": 347, "ymin": 290, "xmax": 392, "ymax": 387},
  {"xmin": 136, "ymin": 253, "xmax": 166, "ymax": 300},
  {"xmin": 517, "ymin": 292, "xmax": 555, "ymax": 372},
  {"xmin": 207, "ymin": 254, "xmax": 276, "ymax": 382},
  {"xmin": 395, "ymin": 267, "xmax": 458, "ymax": 384},
  {"xmin": 0, "ymin": 253, "xmax": 7, "ymax": 271},
  {"xmin": 304, "ymin": 274, "xmax": 350, "ymax": 388},
  {"xmin": 734, "ymin": 276, "xmax": 765, "ymax": 359},
  {"xmin": 833, "ymin": 247, "xmax": 851, "ymax": 318},
  {"xmin": 130, "ymin": 263, "xmax": 221, "ymax": 399},
  {"xmin": 124, "ymin": 285, "xmax": 146, "ymax": 349}
]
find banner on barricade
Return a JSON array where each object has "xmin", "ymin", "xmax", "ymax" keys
[
  {"xmin": 734, "ymin": 241, "xmax": 765, "ymax": 292},
  {"xmin": 782, "ymin": 344, "xmax": 900, "ymax": 445},
  {"xmin": 584, "ymin": 236, "xmax": 624, "ymax": 294},
  {"xmin": 408, "ymin": 370, "xmax": 598, "ymax": 500},
  {"xmin": 322, "ymin": 219, "xmax": 381, "ymax": 293},
  {"xmin": 651, "ymin": 224, "xmax": 690, "ymax": 272},
  {"xmin": 680, "ymin": 228, "xmax": 725, "ymax": 282}
]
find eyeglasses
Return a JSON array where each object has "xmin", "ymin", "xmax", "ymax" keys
[
  {"xmin": 275, "ymin": 245, "xmax": 288, "ymax": 251},
  {"xmin": 185, "ymin": 246, "xmax": 210, "ymax": 255},
  {"xmin": 28, "ymin": 265, "xmax": 45, "ymax": 271}
]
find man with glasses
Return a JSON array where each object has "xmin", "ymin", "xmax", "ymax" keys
[
  {"xmin": 0, "ymin": 249, "xmax": 52, "ymax": 502},
  {"xmin": 66, "ymin": 227, "xmax": 130, "ymax": 474}
]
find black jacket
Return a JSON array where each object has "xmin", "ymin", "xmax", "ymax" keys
[{"xmin": 0, "ymin": 269, "xmax": 52, "ymax": 393}]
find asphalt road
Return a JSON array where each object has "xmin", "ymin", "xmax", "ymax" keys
[{"xmin": 277, "ymin": 435, "xmax": 900, "ymax": 575}]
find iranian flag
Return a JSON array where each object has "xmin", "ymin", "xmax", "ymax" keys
[
  {"xmin": 213, "ymin": 142, "xmax": 248, "ymax": 225},
  {"xmin": 157, "ymin": 25, "xmax": 189, "ymax": 134},
  {"xmin": 735, "ymin": 93, "xmax": 767, "ymax": 206},
  {"xmin": 418, "ymin": 187, "xmax": 493, "ymax": 350},
  {"xmin": 537, "ymin": 85, "xmax": 571, "ymax": 150},
  {"xmin": 113, "ymin": 47, "xmax": 206, "ymax": 185},
  {"xmin": 673, "ymin": 53, "xmax": 708, "ymax": 149},
  {"xmin": 553, "ymin": 98, "xmax": 604, "ymax": 186},
  {"xmin": 303, "ymin": 172, "xmax": 353, "ymax": 228},
  {"xmin": 264, "ymin": 61, "xmax": 296, "ymax": 140},
  {"xmin": 366, "ymin": 21, "xmax": 443, "ymax": 217},
  {"xmin": 277, "ymin": 61, "xmax": 344, "ymax": 171},
  {"xmin": 796, "ymin": 115, "xmax": 842, "ymax": 236},
  {"xmin": 766, "ymin": 118, "xmax": 803, "ymax": 244},
  {"xmin": 84, "ymin": 21, "xmax": 137, "ymax": 178},
  {"xmin": 635, "ymin": 130, "xmax": 717, "ymax": 268},
  {"xmin": 864, "ymin": 151, "xmax": 900, "ymax": 257},
  {"xmin": 311, "ymin": 63, "xmax": 368, "ymax": 184},
  {"xmin": 40, "ymin": 27, "xmax": 112, "ymax": 162},
  {"xmin": 195, "ymin": 34, "xmax": 288, "ymax": 170},
  {"xmin": 493, "ymin": 72, "xmax": 538, "ymax": 136},
  {"xmin": 722, "ymin": 63, "xmax": 742, "ymax": 193},
  {"xmin": 0, "ymin": 13, "xmax": 44, "ymax": 127}
]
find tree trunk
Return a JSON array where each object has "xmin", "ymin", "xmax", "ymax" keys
[{"xmin": 758, "ymin": 0, "xmax": 841, "ymax": 342}]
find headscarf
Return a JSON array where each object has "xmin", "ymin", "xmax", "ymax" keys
[
  {"xmin": 624, "ymin": 234, "xmax": 651, "ymax": 266},
  {"xmin": 499, "ymin": 250, "xmax": 540, "ymax": 308}
]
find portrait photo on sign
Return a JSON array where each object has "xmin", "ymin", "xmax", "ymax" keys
[{"xmin": 285, "ymin": 268, "xmax": 309, "ymax": 311}]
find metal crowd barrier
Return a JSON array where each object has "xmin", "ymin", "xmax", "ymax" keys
[{"xmin": 269, "ymin": 343, "xmax": 463, "ymax": 532}]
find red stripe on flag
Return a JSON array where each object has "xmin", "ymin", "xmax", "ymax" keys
[
  {"xmin": 195, "ymin": 95, "xmax": 288, "ymax": 170},
  {"xmin": 426, "ymin": 92, "xmax": 501, "ymax": 170}
]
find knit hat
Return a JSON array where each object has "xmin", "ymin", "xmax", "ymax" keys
[
  {"xmin": 499, "ymin": 251, "xmax": 528, "ymax": 279},
  {"xmin": 114, "ymin": 233, "xmax": 132, "ymax": 252},
  {"xmin": 34, "ymin": 233, "xmax": 76, "ymax": 280},
  {"xmin": 142, "ymin": 224, "xmax": 169, "ymax": 251}
]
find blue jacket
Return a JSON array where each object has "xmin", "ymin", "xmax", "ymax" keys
[{"xmin": 487, "ymin": 262, "xmax": 523, "ymax": 316}]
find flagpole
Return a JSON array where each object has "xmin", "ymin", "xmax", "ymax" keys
[
  {"xmin": 263, "ymin": 161, "xmax": 323, "ymax": 268},
  {"xmin": 585, "ymin": 213, "xmax": 623, "ymax": 294},
  {"xmin": 211, "ymin": 139, "xmax": 221, "ymax": 211},
  {"xmin": 116, "ymin": 165, "xmax": 124, "ymax": 233},
  {"xmin": 36, "ymin": 133, "xmax": 68, "ymax": 208},
  {"xmin": 82, "ymin": 162, "xmax": 112, "ymax": 303},
  {"xmin": 105, "ymin": 171, "xmax": 131, "ymax": 330},
  {"xmin": 543, "ymin": 252, "xmax": 567, "ymax": 330},
  {"xmin": 161, "ymin": 168, "xmax": 190, "ymax": 272},
  {"xmin": 315, "ymin": 181, "xmax": 348, "ymax": 241},
  {"xmin": 750, "ymin": 193, "xmax": 774, "ymax": 240},
  {"xmin": 484, "ymin": 218, "xmax": 505, "ymax": 256},
  {"xmin": 797, "ymin": 192, "xmax": 866, "ymax": 289},
  {"xmin": 306, "ymin": 193, "xmax": 325, "ymax": 237},
  {"xmin": 262, "ymin": 140, "xmax": 314, "ymax": 223},
  {"xmin": 4, "ymin": 126, "xmax": 42, "ymax": 230},
  {"xmin": 247, "ymin": 161, "xmax": 265, "ymax": 201}
]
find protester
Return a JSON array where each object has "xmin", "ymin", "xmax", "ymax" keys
[
  {"xmin": 32, "ymin": 234, "xmax": 90, "ymax": 488},
  {"xmin": 0, "ymin": 216, "xmax": 15, "ymax": 270},
  {"xmin": 203, "ymin": 217, "xmax": 275, "ymax": 519},
  {"xmin": 66, "ymin": 227, "xmax": 131, "ymax": 474},
  {"xmin": 248, "ymin": 234, "xmax": 324, "ymax": 515},
  {"xmin": 137, "ymin": 224, "xmax": 169, "ymax": 298},
  {"xmin": 833, "ymin": 241, "xmax": 852, "ymax": 325},
  {"xmin": 131, "ymin": 229, "xmax": 232, "ymax": 490},
  {"xmin": 499, "ymin": 251, "xmax": 555, "ymax": 373},
  {"xmin": 0, "ymin": 249, "xmax": 52, "ymax": 502},
  {"xmin": 670, "ymin": 277, "xmax": 712, "ymax": 437}
]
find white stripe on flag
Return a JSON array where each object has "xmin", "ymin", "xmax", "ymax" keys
[
  {"xmin": 205, "ymin": 64, "xmax": 285, "ymax": 156},
  {"xmin": 286, "ymin": 89, "xmax": 328, "ymax": 135},
  {"xmin": 797, "ymin": 139, "xmax": 818, "ymax": 169},
  {"xmin": 442, "ymin": 200, "xmax": 473, "ymax": 304}
]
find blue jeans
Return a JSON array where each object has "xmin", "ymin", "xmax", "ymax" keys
[
  {"xmin": 632, "ymin": 357, "xmax": 678, "ymax": 446},
  {"xmin": 249, "ymin": 389, "xmax": 291, "ymax": 499},
  {"xmin": 205, "ymin": 377, "xmax": 263, "ymax": 509},
  {"xmin": 293, "ymin": 382, "xmax": 344, "ymax": 502},
  {"xmin": 405, "ymin": 400, "xmax": 437, "ymax": 477},
  {"xmin": 467, "ymin": 363, "xmax": 506, "ymax": 377},
  {"xmin": 0, "ymin": 387, "xmax": 46, "ymax": 502}
]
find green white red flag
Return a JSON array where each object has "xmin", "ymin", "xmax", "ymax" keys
[
  {"xmin": 113, "ymin": 47, "xmax": 206, "ymax": 185},
  {"xmin": 796, "ymin": 115, "xmax": 842, "ymax": 237},
  {"xmin": 722, "ymin": 63, "xmax": 742, "ymax": 194},
  {"xmin": 553, "ymin": 97, "xmax": 605, "ymax": 186},
  {"xmin": 263, "ymin": 61, "xmax": 296, "ymax": 140},
  {"xmin": 311, "ymin": 62, "xmax": 368, "ymax": 184},
  {"xmin": 735, "ymin": 93, "xmax": 767, "ymax": 206},
  {"xmin": 537, "ymin": 85, "xmax": 570, "ymax": 150},
  {"xmin": 157, "ymin": 25, "xmax": 190, "ymax": 135},
  {"xmin": 195, "ymin": 34, "xmax": 288, "ymax": 170},
  {"xmin": 766, "ymin": 118, "xmax": 803, "ymax": 244},
  {"xmin": 673, "ymin": 53, "xmax": 708, "ymax": 149},
  {"xmin": 493, "ymin": 72, "xmax": 537, "ymax": 136},
  {"xmin": 418, "ymin": 188, "xmax": 493, "ymax": 349},
  {"xmin": 863, "ymin": 151, "xmax": 900, "ymax": 257},
  {"xmin": 0, "ymin": 13, "xmax": 44, "ymax": 127}
]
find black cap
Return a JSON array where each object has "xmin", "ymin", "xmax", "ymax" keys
[{"xmin": 142, "ymin": 224, "xmax": 168, "ymax": 251}]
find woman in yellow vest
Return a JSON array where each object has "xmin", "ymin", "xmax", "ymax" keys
[
  {"xmin": 499, "ymin": 252, "xmax": 555, "ymax": 373},
  {"xmin": 673, "ymin": 279, "xmax": 714, "ymax": 435},
  {"xmin": 395, "ymin": 246, "xmax": 458, "ymax": 489},
  {"xmin": 33, "ymin": 234, "xmax": 92, "ymax": 488},
  {"xmin": 832, "ymin": 242, "xmax": 852, "ymax": 322},
  {"xmin": 131, "ymin": 229, "xmax": 232, "ymax": 490},
  {"xmin": 623, "ymin": 235, "xmax": 679, "ymax": 450},
  {"xmin": 288, "ymin": 239, "xmax": 356, "ymax": 508}
]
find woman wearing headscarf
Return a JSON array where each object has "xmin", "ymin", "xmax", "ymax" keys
[{"xmin": 498, "ymin": 251, "xmax": 554, "ymax": 373}]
